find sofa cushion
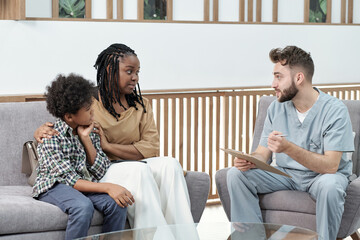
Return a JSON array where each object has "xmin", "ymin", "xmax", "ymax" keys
[
  {"xmin": 0, "ymin": 186, "xmax": 103, "ymax": 235},
  {"xmin": 259, "ymin": 190, "xmax": 316, "ymax": 215}
]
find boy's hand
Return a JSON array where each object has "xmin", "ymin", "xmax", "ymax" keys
[
  {"xmin": 77, "ymin": 122, "xmax": 94, "ymax": 138},
  {"xmin": 105, "ymin": 183, "xmax": 135, "ymax": 208},
  {"xmin": 34, "ymin": 122, "xmax": 59, "ymax": 143}
]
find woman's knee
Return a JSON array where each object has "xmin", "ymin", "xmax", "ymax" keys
[{"xmin": 162, "ymin": 157, "xmax": 182, "ymax": 172}]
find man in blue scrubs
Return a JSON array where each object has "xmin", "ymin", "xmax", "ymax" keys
[{"xmin": 227, "ymin": 46, "xmax": 354, "ymax": 240}]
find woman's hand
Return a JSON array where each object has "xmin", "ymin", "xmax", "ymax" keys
[
  {"xmin": 93, "ymin": 122, "xmax": 110, "ymax": 150},
  {"xmin": 34, "ymin": 122, "xmax": 59, "ymax": 143}
]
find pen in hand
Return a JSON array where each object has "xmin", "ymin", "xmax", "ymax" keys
[{"xmin": 261, "ymin": 134, "xmax": 288, "ymax": 138}]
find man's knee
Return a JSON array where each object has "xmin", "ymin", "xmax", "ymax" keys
[
  {"xmin": 227, "ymin": 167, "xmax": 243, "ymax": 183},
  {"xmin": 314, "ymin": 175, "xmax": 347, "ymax": 200}
]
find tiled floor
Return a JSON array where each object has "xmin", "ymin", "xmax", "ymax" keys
[
  {"xmin": 200, "ymin": 204, "xmax": 354, "ymax": 240},
  {"xmin": 200, "ymin": 203, "xmax": 228, "ymax": 223}
]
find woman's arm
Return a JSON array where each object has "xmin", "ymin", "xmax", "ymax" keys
[{"xmin": 93, "ymin": 122, "xmax": 144, "ymax": 160}]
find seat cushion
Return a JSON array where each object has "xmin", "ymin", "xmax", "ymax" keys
[
  {"xmin": 259, "ymin": 190, "xmax": 316, "ymax": 215},
  {"xmin": 0, "ymin": 186, "xmax": 103, "ymax": 235}
]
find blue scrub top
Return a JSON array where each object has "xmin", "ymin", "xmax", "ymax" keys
[{"xmin": 259, "ymin": 88, "xmax": 354, "ymax": 177}]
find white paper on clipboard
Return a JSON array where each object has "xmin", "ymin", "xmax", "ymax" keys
[{"xmin": 221, "ymin": 148, "xmax": 291, "ymax": 178}]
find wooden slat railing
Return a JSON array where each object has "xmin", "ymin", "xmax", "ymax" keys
[
  {"xmin": 144, "ymin": 84, "xmax": 360, "ymax": 200},
  {"xmin": 1, "ymin": 84, "xmax": 360, "ymax": 200}
]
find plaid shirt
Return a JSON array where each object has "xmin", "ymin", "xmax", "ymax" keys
[{"xmin": 32, "ymin": 118, "xmax": 110, "ymax": 198}]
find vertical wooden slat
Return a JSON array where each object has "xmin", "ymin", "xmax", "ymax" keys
[
  {"xmin": 194, "ymin": 97, "xmax": 199, "ymax": 171},
  {"xmin": 156, "ymin": 99, "xmax": 161, "ymax": 138},
  {"xmin": 164, "ymin": 98, "xmax": 169, "ymax": 156},
  {"xmin": 326, "ymin": 0, "xmax": 332, "ymax": 23},
  {"xmin": 216, "ymin": 96, "xmax": 221, "ymax": 171},
  {"xmin": 213, "ymin": 0, "xmax": 219, "ymax": 22},
  {"xmin": 239, "ymin": 0, "xmax": 245, "ymax": 22},
  {"xmin": 256, "ymin": 0, "xmax": 261, "ymax": 22},
  {"xmin": 179, "ymin": 98, "xmax": 184, "ymax": 166},
  {"xmin": 341, "ymin": 0, "xmax": 346, "ymax": 23},
  {"xmin": 252, "ymin": 95, "xmax": 257, "ymax": 133},
  {"xmin": 167, "ymin": 0, "xmax": 173, "ymax": 21},
  {"xmin": 107, "ymin": 0, "xmax": 113, "ymax": 19},
  {"xmin": 231, "ymin": 96, "xmax": 237, "ymax": 151},
  {"xmin": 17, "ymin": 0, "xmax": 25, "ymax": 19},
  {"xmin": 272, "ymin": 0, "xmax": 278, "ymax": 22},
  {"xmin": 209, "ymin": 97, "xmax": 214, "ymax": 196},
  {"xmin": 202, "ymin": 97, "xmax": 206, "ymax": 172},
  {"xmin": 245, "ymin": 95, "xmax": 250, "ymax": 153},
  {"xmin": 304, "ymin": 0, "xmax": 310, "ymax": 22},
  {"xmin": 238, "ymin": 95, "xmax": 243, "ymax": 153},
  {"xmin": 137, "ymin": 0, "xmax": 144, "ymax": 20},
  {"xmin": 348, "ymin": 0, "xmax": 353, "ymax": 23},
  {"xmin": 172, "ymin": 98, "xmax": 176, "ymax": 158},
  {"xmin": 204, "ymin": 0, "xmax": 210, "ymax": 21},
  {"xmin": 52, "ymin": 0, "xmax": 59, "ymax": 18},
  {"xmin": 117, "ymin": 0, "xmax": 123, "ymax": 20},
  {"xmin": 85, "ymin": 0, "xmax": 92, "ymax": 19},
  {"xmin": 248, "ymin": 0, "xmax": 253, "ymax": 22},
  {"xmin": 224, "ymin": 96, "xmax": 229, "ymax": 168},
  {"xmin": 186, "ymin": 97, "xmax": 191, "ymax": 170},
  {"xmin": 339, "ymin": 90, "xmax": 344, "ymax": 100}
]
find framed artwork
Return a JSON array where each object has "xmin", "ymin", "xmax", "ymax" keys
[
  {"xmin": 309, "ymin": 0, "xmax": 327, "ymax": 22},
  {"xmin": 144, "ymin": 0, "xmax": 167, "ymax": 20},
  {"xmin": 59, "ymin": 0, "xmax": 85, "ymax": 18}
]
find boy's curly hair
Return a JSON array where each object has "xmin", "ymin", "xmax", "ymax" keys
[
  {"xmin": 269, "ymin": 46, "xmax": 314, "ymax": 82},
  {"xmin": 45, "ymin": 73, "xmax": 96, "ymax": 119}
]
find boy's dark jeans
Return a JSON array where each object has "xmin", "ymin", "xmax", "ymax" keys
[{"xmin": 39, "ymin": 183, "xmax": 127, "ymax": 240}]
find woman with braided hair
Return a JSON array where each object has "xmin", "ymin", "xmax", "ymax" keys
[{"xmin": 34, "ymin": 43, "xmax": 195, "ymax": 232}]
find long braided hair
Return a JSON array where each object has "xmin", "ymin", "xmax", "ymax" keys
[{"xmin": 94, "ymin": 43, "xmax": 146, "ymax": 120}]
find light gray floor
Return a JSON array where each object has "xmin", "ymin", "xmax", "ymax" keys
[
  {"xmin": 200, "ymin": 204, "xmax": 353, "ymax": 239},
  {"xmin": 200, "ymin": 203, "xmax": 228, "ymax": 223}
]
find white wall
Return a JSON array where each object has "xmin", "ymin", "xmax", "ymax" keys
[{"xmin": 1, "ymin": 0, "xmax": 360, "ymax": 95}]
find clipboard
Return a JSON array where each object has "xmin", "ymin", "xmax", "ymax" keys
[{"xmin": 221, "ymin": 148, "xmax": 291, "ymax": 178}]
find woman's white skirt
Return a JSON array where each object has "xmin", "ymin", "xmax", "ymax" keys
[{"xmin": 100, "ymin": 156, "xmax": 194, "ymax": 229}]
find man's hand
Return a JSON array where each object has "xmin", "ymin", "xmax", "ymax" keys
[
  {"xmin": 234, "ymin": 157, "xmax": 256, "ymax": 171},
  {"xmin": 34, "ymin": 122, "xmax": 59, "ymax": 143},
  {"xmin": 267, "ymin": 131, "xmax": 289, "ymax": 153},
  {"xmin": 105, "ymin": 183, "xmax": 135, "ymax": 208}
]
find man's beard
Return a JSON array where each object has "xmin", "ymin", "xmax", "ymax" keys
[{"xmin": 278, "ymin": 80, "xmax": 298, "ymax": 102}]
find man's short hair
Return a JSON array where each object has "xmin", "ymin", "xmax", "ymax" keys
[
  {"xmin": 45, "ymin": 73, "xmax": 96, "ymax": 119},
  {"xmin": 269, "ymin": 46, "xmax": 314, "ymax": 82}
]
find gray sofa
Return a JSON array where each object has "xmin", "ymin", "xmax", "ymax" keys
[
  {"xmin": 0, "ymin": 101, "xmax": 210, "ymax": 240},
  {"xmin": 215, "ymin": 96, "xmax": 360, "ymax": 239}
]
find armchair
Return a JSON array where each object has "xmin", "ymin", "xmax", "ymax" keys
[{"xmin": 215, "ymin": 96, "xmax": 360, "ymax": 239}]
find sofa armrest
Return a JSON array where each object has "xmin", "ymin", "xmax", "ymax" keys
[
  {"xmin": 185, "ymin": 171, "xmax": 210, "ymax": 223},
  {"xmin": 215, "ymin": 168, "xmax": 231, "ymax": 221},
  {"xmin": 338, "ymin": 176, "xmax": 360, "ymax": 238}
]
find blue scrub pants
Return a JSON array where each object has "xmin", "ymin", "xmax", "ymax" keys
[
  {"xmin": 227, "ymin": 167, "xmax": 349, "ymax": 240},
  {"xmin": 39, "ymin": 183, "xmax": 127, "ymax": 240}
]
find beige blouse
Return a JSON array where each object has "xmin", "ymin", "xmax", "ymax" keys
[{"xmin": 92, "ymin": 97, "xmax": 160, "ymax": 160}]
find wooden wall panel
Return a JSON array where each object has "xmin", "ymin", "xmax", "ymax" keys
[{"xmin": 0, "ymin": 0, "xmax": 25, "ymax": 20}]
